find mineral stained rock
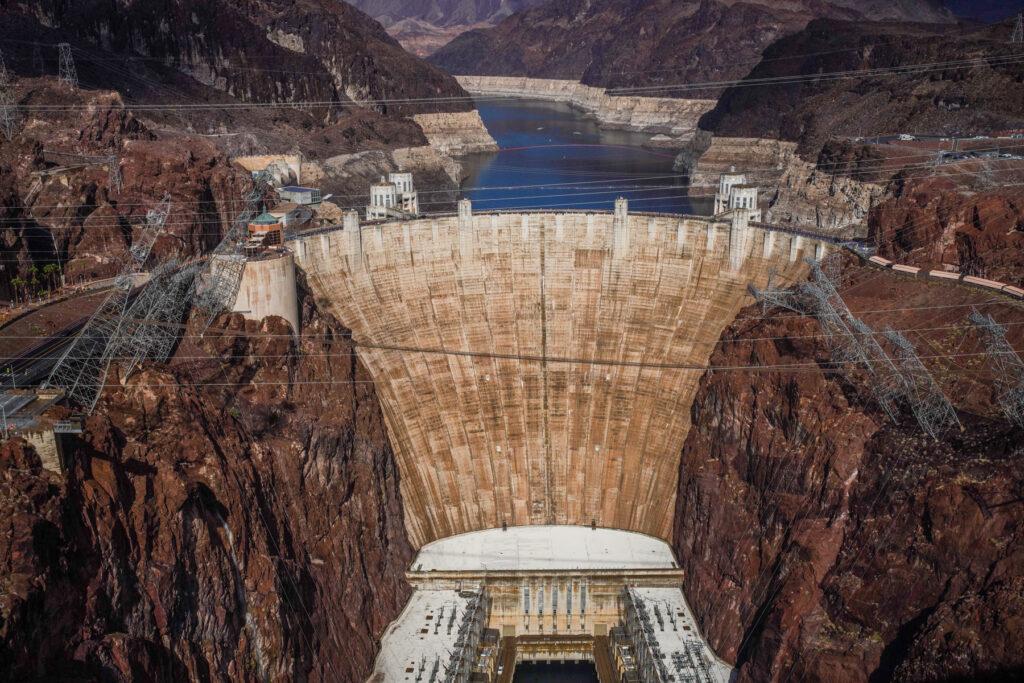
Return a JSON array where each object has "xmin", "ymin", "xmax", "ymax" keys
[
  {"xmin": 672, "ymin": 274, "xmax": 1024, "ymax": 682},
  {"xmin": 0, "ymin": 289, "xmax": 412, "ymax": 682}
]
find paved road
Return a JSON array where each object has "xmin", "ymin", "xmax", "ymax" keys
[{"xmin": 0, "ymin": 319, "xmax": 84, "ymax": 391}]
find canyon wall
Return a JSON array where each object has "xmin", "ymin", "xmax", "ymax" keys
[
  {"xmin": 682, "ymin": 136, "xmax": 887, "ymax": 237},
  {"xmin": 765, "ymin": 154, "xmax": 887, "ymax": 237},
  {"xmin": 671, "ymin": 270, "xmax": 1024, "ymax": 681},
  {"xmin": 292, "ymin": 211, "xmax": 835, "ymax": 547},
  {"xmin": 457, "ymin": 76, "xmax": 715, "ymax": 141},
  {"xmin": 0, "ymin": 296, "xmax": 413, "ymax": 681},
  {"xmin": 413, "ymin": 111, "xmax": 500, "ymax": 155}
]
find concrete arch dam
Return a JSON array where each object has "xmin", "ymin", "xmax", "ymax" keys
[{"xmin": 291, "ymin": 209, "xmax": 833, "ymax": 547}]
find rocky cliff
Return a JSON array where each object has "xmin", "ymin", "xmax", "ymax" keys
[
  {"xmin": 3, "ymin": 0, "xmax": 469, "ymax": 119},
  {"xmin": 412, "ymin": 110, "xmax": 499, "ymax": 155},
  {"xmin": 869, "ymin": 167, "xmax": 1024, "ymax": 286},
  {"xmin": 348, "ymin": 0, "xmax": 548, "ymax": 56},
  {"xmin": 700, "ymin": 18, "xmax": 1024, "ymax": 156},
  {"xmin": 672, "ymin": 266, "xmax": 1024, "ymax": 681},
  {"xmin": 0, "ymin": 291, "xmax": 413, "ymax": 681},
  {"xmin": 0, "ymin": 79, "xmax": 251, "ymax": 302},
  {"xmin": 429, "ymin": 0, "xmax": 951, "ymax": 95},
  {"xmin": 456, "ymin": 75, "xmax": 715, "ymax": 141},
  {"xmin": 350, "ymin": 0, "xmax": 545, "ymax": 28}
]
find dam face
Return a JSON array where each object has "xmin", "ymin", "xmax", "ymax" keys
[{"xmin": 292, "ymin": 210, "xmax": 828, "ymax": 547}]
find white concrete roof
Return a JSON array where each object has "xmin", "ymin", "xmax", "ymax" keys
[
  {"xmin": 370, "ymin": 589, "xmax": 473, "ymax": 683},
  {"xmin": 629, "ymin": 587, "xmax": 733, "ymax": 683},
  {"xmin": 411, "ymin": 525, "xmax": 678, "ymax": 572}
]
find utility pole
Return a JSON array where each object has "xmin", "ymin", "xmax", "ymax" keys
[
  {"xmin": 1013, "ymin": 12, "xmax": 1024, "ymax": 45},
  {"xmin": 58, "ymin": 43, "xmax": 78, "ymax": 88}
]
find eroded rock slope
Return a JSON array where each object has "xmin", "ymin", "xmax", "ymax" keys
[
  {"xmin": 0, "ymin": 293, "xmax": 412, "ymax": 681},
  {"xmin": 672, "ymin": 269, "xmax": 1024, "ymax": 681}
]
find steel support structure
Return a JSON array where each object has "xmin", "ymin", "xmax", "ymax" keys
[
  {"xmin": 751, "ymin": 259, "xmax": 903, "ymax": 420},
  {"xmin": 0, "ymin": 50, "xmax": 18, "ymax": 141},
  {"xmin": 194, "ymin": 171, "xmax": 271, "ymax": 330},
  {"xmin": 882, "ymin": 328, "xmax": 961, "ymax": 438},
  {"xmin": 110, "ymin": 261, "xmax": 199, "ymax": 379},
  {"xmin": 45, "ymin": 196, "xmax": 170, "ymax": 411},
  {"xmin": 968, "ymin": 309, "xmax": 1024, "ymax": 427},
  {"xmin": 58, "ymin": 43, "xmax": 78, "ymax": 88}
]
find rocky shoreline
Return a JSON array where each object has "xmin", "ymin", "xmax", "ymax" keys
[{"xmin": 456, "ymin": 76, "xmax": 715, "ymax": 143}]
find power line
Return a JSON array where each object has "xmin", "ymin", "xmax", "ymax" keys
[{"xmin": 7, "ymin": 53, "xmax": 1023, "ymax": 113}]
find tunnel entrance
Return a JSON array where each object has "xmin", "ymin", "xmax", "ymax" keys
[{"xmin": 512, "ymin": 661, "xmax": 599, "ymax": 682}]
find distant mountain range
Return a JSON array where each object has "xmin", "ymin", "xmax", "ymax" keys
[
  {"xmin": 428, "ymin": 0, "xmax": 955, "ymax": 95},
  {"xmin": 346, "ymin": 0, "xmax": 545, "ymax": 28}
]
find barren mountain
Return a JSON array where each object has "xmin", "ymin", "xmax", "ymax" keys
[
  {"xmin": 698, "ymin": 18, "xmax": 1024, "ymax": 154},
  {"xmin": 429, "ymin": 0, "xmax": 953, "ymax": 95},
  {"xmin": 348, "ymin": 0, "xmax": 545, "ymax": 28},
  {"xmin": 2, "ymin": 0, "xmax": 469, "ymax": 118},
  {"xmin": 349, "ymin": 0, "xmax": 549, "ymax": 56}
]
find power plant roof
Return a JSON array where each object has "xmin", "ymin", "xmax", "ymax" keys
[{"xmin": 411, "ymin": 525, "xmax": 678, "ymax": 572}]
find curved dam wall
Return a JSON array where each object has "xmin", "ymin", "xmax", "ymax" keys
[{"xmin": 291, "ymin": 210, "xmax": 834, "ymax": 547}]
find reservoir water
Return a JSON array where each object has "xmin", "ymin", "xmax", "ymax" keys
[{"xmin": 460, "ymin": 98, "xmax": 707, "ymax": 215}]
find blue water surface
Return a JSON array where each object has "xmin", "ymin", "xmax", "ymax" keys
[{"xmin": 458, "ymin": 98, "xmax": 707, "ymax": 215}]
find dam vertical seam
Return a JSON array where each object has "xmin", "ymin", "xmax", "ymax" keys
[{"xmin": 540, "ymin": 217, "xmax": 554, "ymax": 524}]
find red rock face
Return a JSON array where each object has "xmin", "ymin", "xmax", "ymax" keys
[
  {"xmin": 870, "ymin": 174, "xmax": 1024, "ymax": 288},
  {"xmin": 672, "ymin": 272, "xmax": 1024, "ymax": 682},
  {"xmin": 0, "ymin": 291, "xmax": 413, "ymax": 681},
  {"xmin": 0, "ymin": 80, "xmax": 252, "ymax": 301}
]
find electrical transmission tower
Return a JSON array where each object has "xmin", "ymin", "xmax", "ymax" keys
[
  {"xmin": 0, "ymin": 50, "xmax": 10, "ymax": 87},
  {"xmin": 110, "ymin": 260, "xmax": 199, "ymax": 379},
  {"xmin": 46, "ymin": 195, "xmax": 171, "ymax": 412},
  {"xmin": 750, "ymin": 258, "xmax": 902, "ymax": 420},
  {"xmin": 968, "ymin": 309, "xmax": 1024, "ymax": 427},
  {"xmin": 0, "ymin": 50, "xmax": 18, "ymax": 142},
  {"xmin": 1013, "ymin": 12, "xmax": 1024, "ymax": 44},
  {"xmin": 58, "ymin": 43, "xmax": 78, "ymax": 88},
  {"xmin": 193, "ymin": 171, "xmax": 272, "ymax": 331},
  {"xmin": 107, "ymin": 155, "xmax": 122, "ymax": 193},
  {"xmin": 882, "ymin": 328, "xmax": 961, "ymax": 438}
]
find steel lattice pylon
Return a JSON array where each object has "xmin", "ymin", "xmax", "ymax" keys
[
  {"xmin": 751, "ymin": 258, "xmax": 908, "ymax": 422},
  {"xmin": 194, "ymin": 171, "xmax": 272, "ymax": 331},
  {"xmin": 45, "ymin": 196, "xmax": 171, "ymax": 411},
  {"xmin": 845, "ymin": 316, "xmax": 904, "ymax": 420},
  {"xmin": 107, "ymin": 155, "xmax": 122, "ymax": 193},
  {"xmin": 1013, "ymin": 12, "xmax": 1024, "ymax": 44},
  {"xmin": 968, "ymin": 309, "xmax": 1024, "ymax": 427},
  {"xmin": 58, "ymin": 43, "xmax": 78, "ymax": 88},
  {"xmin": 110, "ymin": 261, "xmax": 199, "ymax": 379},
  {"xmin": 0, "ymin": 50, "xmax": 10, "ymax": 86},
  {"xmin": 882, "ymin": 328, "xmax": 962, "ymax": 438},
  {"xmin": 0, "ymin": 50, "xmax": 19, "ymax": 142}
]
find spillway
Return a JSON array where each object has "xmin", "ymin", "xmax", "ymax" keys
[{"xmin": 291, "ymin": 206, "xmax": 831, "ymax": 547}]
